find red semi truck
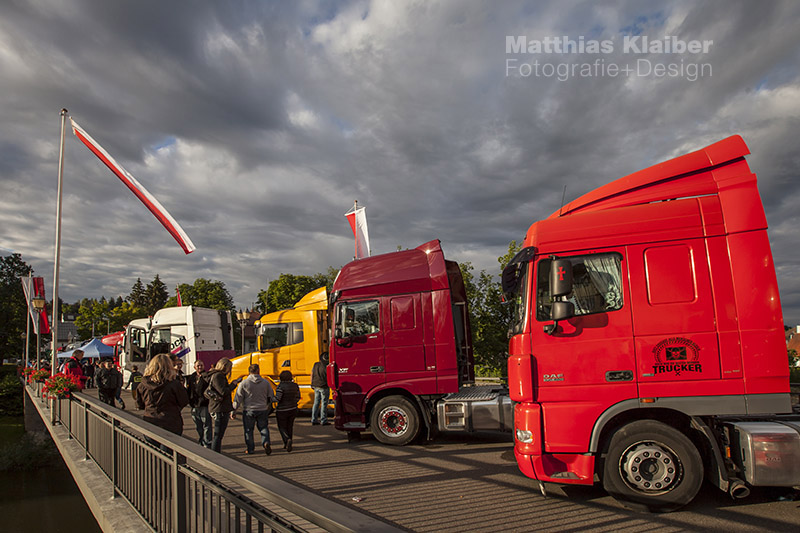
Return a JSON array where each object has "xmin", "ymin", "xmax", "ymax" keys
[
  {"xmin": 503, "ymin": 135, "xmax": 799, "ymax": 510},
  {"xmin": 328, "ymin": 239, "xmax": 513, "ymax": 445}
]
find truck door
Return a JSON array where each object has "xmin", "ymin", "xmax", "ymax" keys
[
  {"xmin": 384, "ymin": 294, "xmax": 426, "ymax": 374},
  {"xmin": 532, "ymin": 250, "xmax": 637, "ymax": 453},
  {"xmin": 333, "ymin": 299, "xmax": 385, "ymax": 415},
  {"xmin": 628, "ymin": 240, "xmax": 721, "ymax": 396}
]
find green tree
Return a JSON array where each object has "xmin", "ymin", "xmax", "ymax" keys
[
  {"xmin": 459, "ymin": 241, "xmax": 522, "ymax": 377},
  {"xmin": 108, "ymin": 301, "xmax": 146, "ymax": 332},
  {"xmin": 75, "ymin": 299, "xmax": 111, "ymax": 339},
  {"xmin": 144, "ymin": 275, "xmax": 169, "ymax": 315},
  {"xmin": 256, "ymin": 272, "xmax": 333, "ymax": 314},
  {"xmin": 0, "ymin": 254, "xmax": 32, "ymax": 358},
  {"xmin": 127, "ymin": 278, "xmax": 147, "ymax": 308},
  {"xmin": 164, "ymin": 279, "xmax": 234, "ymax": 311}
]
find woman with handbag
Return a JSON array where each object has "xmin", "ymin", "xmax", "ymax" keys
[
  {"xmin": 136, "ymin": 354, "xmax": 189, "ymax": 440},
  {"xmin": 206, "ymin": 357, "xmax": 243, "ymax": 452}
]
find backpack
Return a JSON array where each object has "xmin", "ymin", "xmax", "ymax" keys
[{"xmin": 97, "ymin": 369, "xmax": 114, "ymax": 389}]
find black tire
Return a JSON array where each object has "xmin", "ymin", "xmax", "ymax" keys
[
  {"xmin": 602, "ymin": 420, "xmax": 703, "ymax": 512},
  {"xmin": 370, "ymin": 396, "xmax": 420, "ymax": 445}
]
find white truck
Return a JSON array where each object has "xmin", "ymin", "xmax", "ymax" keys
[{"xmin": 119, "ymin": 306, "xmax": 235, "ymax": 382}]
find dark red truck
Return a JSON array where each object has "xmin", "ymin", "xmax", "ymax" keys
[{"xmin": 327, "ymin": 239, "xmax": 512, "ymax": 445}]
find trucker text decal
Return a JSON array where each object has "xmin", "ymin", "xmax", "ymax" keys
[{"xmin": 652, "ymin": 337, "xmax": 701, "ymax": 376}]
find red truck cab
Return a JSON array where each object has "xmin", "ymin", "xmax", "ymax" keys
[
  {"xmin": 504, "ymin": 135, "xmax": 793, "ymax": 511},
  {"xmin": 327, "ymin": 240, "xmax": 477, "ymax": 444}
]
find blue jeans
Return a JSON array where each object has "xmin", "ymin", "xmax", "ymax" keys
[
  {"xmin": 192, "ymin": 406, "xmax": 213, "ymax": 448},
  {"xmin": 243, "ymin": 410, "xmax": 271, "ymax": 453},
  {"xmin": 210, "ymin": 412, "xmax": 230, "ymax": 452},
  {"xmin": 312, "ymin": 387, "xmax": 330, "ymax": 424}
]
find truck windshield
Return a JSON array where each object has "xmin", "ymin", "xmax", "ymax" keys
[
  {"xmin": 508, "ymin": 263, "xmax": 530, "ymax": 336},
  {"xmin": 261, "ymin": 324, "xmax": 289, "ymax": 349}
]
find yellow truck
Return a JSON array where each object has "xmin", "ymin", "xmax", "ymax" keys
[{"xmin": 230, "ymin": 287, "xmax": 329, "ymax": 408}]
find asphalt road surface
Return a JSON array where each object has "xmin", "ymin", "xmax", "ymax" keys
[{"xmin": 168, "ymin": 406, "xmax": 799, "ymax": 533}]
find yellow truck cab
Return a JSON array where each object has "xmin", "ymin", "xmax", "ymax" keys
[{"xmin": 230, "ymin": 287, "xmax": 330, "ymax": 407}]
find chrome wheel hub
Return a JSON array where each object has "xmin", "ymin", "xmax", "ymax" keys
[
  {"xmin": 619, "ymin": 441, "xmax": 681, "ymax": 493},
  {"xmin": 378, "ymin": 406, "xmax": 408, "ymax": 436}
]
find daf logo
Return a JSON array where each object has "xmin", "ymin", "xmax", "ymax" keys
[
  {"xmin": 338, "ymin": 367, "xmax": 349, "ymax": 373},
  {"xmin": 543, "ymin": 373, "xmax": 564, "ymax": 382}
]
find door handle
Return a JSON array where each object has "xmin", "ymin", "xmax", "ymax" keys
[
  {"xmin": 370, "ymin": 366, "xmax": 384, "ymax": 373},
  {"xmin": 605, "ymin": 370, "xmax": 633, "ymax": 382}
]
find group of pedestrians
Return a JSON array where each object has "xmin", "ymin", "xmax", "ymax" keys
[
  {"xmin": 63, "ymin": 347, "xmax": 325, "ymax": 456},
  {"xmin": 137, "ymin": 354, "xmax": 307, "ymax": 455}
]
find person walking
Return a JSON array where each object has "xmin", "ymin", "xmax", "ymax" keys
[
  {"xmin": 275, "ymin": 370, "xmax": 301, "ymax": 452},
  {"xmin": 310, "ymin": 352, "xmax": 330, "ymax": 425},
  {"xmin": 136, "ymin": 353, "xmax": 189, "ymax": 437},
  {"xmin": 95, "ymin": 359, "xmax": 122, "ymax": 407},
  {"xmin": 233, "ymin": 364, "xmax": 275, "ymax": 455},
  {"xmin": 114, "ymin": 360, "xmax": 126, "ymax": 410},
  {"xmin": 206, "ymin": 357, "xmax": 243, "ymax": 453},
  {"xmin": 83, "ymin": 359, "xmax": 95, "ymax": 388},
  {"xmin": 126, "ymin": 365, "xmax": 143, "ymax": 408},
  {"xmin": 186, "ymin": 360, "xmax": 213, "ymax": 448},
  {"xmin": 63, "ymin": 349, "xmax": 87, "ymax": 390}
]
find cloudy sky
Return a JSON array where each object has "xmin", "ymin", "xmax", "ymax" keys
[{"xmin": 1, "ymin": 0, "xmax": 799, "ymax": 324}]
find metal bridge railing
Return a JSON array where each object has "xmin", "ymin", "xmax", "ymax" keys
[{"xmin": 28, "ymin": 382, "xmax": 400, "ymax": 533}]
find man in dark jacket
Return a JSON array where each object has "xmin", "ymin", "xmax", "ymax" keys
[
  {"xmin": 96, "ymin": 359, "xmax": 122, "ymax": 407},
  {"xmin": 186, "ymin": 360, "xmax": 213, "ymax": 448},
  {"xmin": 126, "ymin": 365, "xmax": 143, "ymax": 408},
  {"xmin": 310, "ymin": 352, "xmax": 330, "ymax": 425}
]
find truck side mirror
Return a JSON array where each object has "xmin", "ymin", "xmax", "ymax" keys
[
  {"xmin": 551, "ymin": 301, "xmax": 574, "ymax": 321},
  {"xmin": 550, "ymin": 259, "xmax": 573, "ymax": 297}
]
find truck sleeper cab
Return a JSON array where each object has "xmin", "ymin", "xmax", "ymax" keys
[{"xmin": 504, "ymin": 135, "xmax": 797, "ymax": 511}]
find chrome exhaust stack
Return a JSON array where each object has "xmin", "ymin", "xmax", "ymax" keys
[{"xmin": 728, "ymin": 478, "xmax": 751, "ymax": 500}]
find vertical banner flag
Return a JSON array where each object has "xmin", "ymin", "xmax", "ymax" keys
[
  {"xmin": 345, "ymin": 201, "xmax": 370, "ymax": 259},
  {"xmin": 21, "ymin": 276, "xmax": 51, "ymax": 335},
  {"xmin": 176, "ymin": 285, "xmax": 183, "ymax": 307},
  {"xmin": 70, "ymin": 118, "xmax": 196, "ymax": 254}
]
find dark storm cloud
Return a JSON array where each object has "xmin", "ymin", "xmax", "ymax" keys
[{"xmin": 1, "ymin": 0, "xmax": 799, "ymax": 325}]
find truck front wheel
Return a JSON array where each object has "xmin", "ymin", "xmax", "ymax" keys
[
  {"xmin": 602, "ymin": 420, "xmax": 703, "ymax": 512},
  {"xmin": 370, "ymin": 396, "xmax": 420, "ymax": 445}
]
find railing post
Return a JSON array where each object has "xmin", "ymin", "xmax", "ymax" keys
[
  {"xmin": 65, "ymin": 398, "xmax": 73, "ymax": 439},
  {"xmin": 172, "ymin": 449, "xmax": 187, "ymax": 533},
  {"xmin": 84, "ymin": 403, "xmax": 90, "ymax": 460},
  {"xmin": 111, "ymin": 417, "xmax": 119, "ymax": 499}
]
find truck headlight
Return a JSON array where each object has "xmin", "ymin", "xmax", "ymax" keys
[{"xmin": 516, "ymin": 429, "xmax": 534, "ymax": 444}]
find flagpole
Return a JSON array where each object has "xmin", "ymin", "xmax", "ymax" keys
[
  {"xmin": 353, "ymin": 199, "xmax": 358, "ymax": 260},
  {"xmin": 51, "ymin": 109, "xmax": 68, "ymax": 377},
  {"xmin": 24, "ymin": 272, "xmax": 32, "ymax": 371}
]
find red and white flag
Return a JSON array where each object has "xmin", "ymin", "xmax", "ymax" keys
[
  {"xmin": 345, "ymin": 202, "xmax": 370, "ymax": 259},
  {"xmin": 176, "ymin": 285, "xmax": 183, "ymax": 307},
  {"xmin": 70, "ymin": 118, "xmax": 196, "ymax": 254},
  {"xmin": 20, "ymin": 276, "xmax": 51, "ymax": 335}
]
